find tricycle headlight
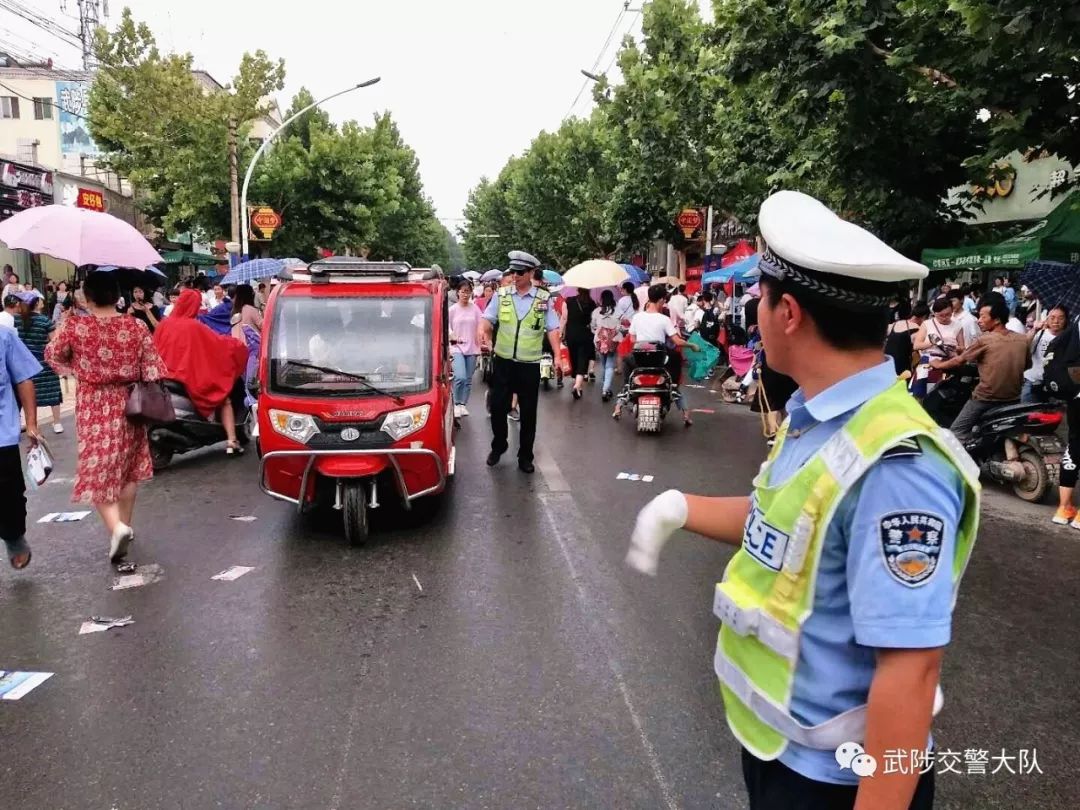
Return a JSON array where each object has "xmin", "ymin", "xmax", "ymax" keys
[
  {"xmin": 268, "ymin": 409, "xmax": 320, "ymax": 444},
  {"xmin": 380, "ymin": 405, "xmax": 430, "ymax": 441}
]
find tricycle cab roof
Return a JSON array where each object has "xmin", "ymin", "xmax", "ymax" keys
[{"xmin": 276, "ymin": 258, "xmax": 445, "ymax": 298}]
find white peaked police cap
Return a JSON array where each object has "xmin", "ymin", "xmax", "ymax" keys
[
  {"xmin": 507, "ymin": 250, "xmax": 541, "ymax": 270},
  {"xmin": 755, "ymin": 191, "xmax": 928, "ymax": 310}
]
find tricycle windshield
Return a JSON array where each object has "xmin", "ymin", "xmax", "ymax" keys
[{"xmin": 270, "ymin": 295, "xmax": 432, "ymax": 397}]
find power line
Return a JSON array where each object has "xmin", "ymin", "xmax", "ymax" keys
[
  {"xmin": 563, "ymin": 3, "xmax": 628, "ymax": 121},
  {"xmin": 0, "ymin": 0, "xmax": 82, "ymax": 50},
  {"xmin": 600, "ymin": 7, "xmax": 642, "ymax": 77}
]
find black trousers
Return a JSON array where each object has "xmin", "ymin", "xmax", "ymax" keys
[
  {"xmin": 741, "ymin": 749, "xmax": 935, "ymax": 810},
  {"xmin": 0, "ymin": 444, "xmax": 27, "ymax": 542},
  {"xmin": 1062, "ymin": 398, "xmax": 1080, "ymax": 489},
  {"xmin": 490, "ymin": 357, "xmax": 541, "ymax": 464}
]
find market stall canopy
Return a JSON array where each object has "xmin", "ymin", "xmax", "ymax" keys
[
  {"xmin": 921, "ymin": 191, "xmax": 1080, "ymax": 271},
  {"xmin": 702, "ymin": 253, "xmax": 760, "ymax": 285},
  {"xmin": 160, "ymin": 249, "xmax": 222, "ymax": 267}
]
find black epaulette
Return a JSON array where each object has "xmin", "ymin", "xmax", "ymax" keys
[{"xmin": 881, "ymin": 438, "xmax": 923, "ymax": 460}]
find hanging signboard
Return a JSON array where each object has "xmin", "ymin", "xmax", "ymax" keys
[
  {"xmin": 249, "ymin": 206, "xmax": 282, "ymax": 241},
  {"xmin": 677, "ymin": 208, "xmax": 704, "ymax": 240}
]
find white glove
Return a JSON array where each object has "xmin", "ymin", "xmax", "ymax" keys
[{"xmin": 625, "ymin": 489, "xmax": 689, "ymax": 576}]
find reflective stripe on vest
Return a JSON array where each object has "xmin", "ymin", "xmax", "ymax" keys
[
  {"xmin": 714, "ymin": 380, "xmax": 981, "ymax": 761},
  {"xmin": 494, "ymin": 286, "xmax": 549, "ymax": 362}
]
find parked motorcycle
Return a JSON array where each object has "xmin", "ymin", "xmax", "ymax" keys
[
  {"xmin": 923, "ymin": 363, "xmax": 1063, "ymax": 502},
  {"xmin": 540, "ymin": 352, "xmax": 555, "ymax": 390},
  {"xmin": 148, "ymin": 378, "xmax": 250, "ymax": 470},
  {"xmin": 617, "ymin": 342, "xmax": 675, "ymax": 434}
]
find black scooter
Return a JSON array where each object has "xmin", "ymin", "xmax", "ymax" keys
[
  {"xmin": 617, "ymin": 342, "xmax": 675, "ymax": 433},
  {"xmin": 147, "ymin": 378, "xmax": 250, "ymax": 470},
  {"xmin": 922, "ymin": 345, "xmax": 1063, "ymax": 502}
]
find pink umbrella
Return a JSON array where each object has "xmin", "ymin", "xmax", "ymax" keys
[{"xmin": 0, "ymin": 204, "xmax": 163, "ymax": 268}]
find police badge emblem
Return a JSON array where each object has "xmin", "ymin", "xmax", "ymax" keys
[{"xmin": 879, "ymin": 511, "xmax": 944, "ymax": 587}]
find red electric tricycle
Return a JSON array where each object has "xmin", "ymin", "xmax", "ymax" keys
[{"xmin": 256, "ymin": 258, "xmax": 455, "ymax": 543}]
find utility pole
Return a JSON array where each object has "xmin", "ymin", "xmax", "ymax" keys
[
  {"xmin": 227, "ymin": 118, "xmax": 241, "ymax": 248},
  {"xmin": 63, "ymin": 0, "xmax": 108, "ymax": 71}
]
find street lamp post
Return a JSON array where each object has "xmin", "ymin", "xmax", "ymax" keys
[{"xmin": 239, "ymin": 76, "xmax": 381, "ymax": 258}]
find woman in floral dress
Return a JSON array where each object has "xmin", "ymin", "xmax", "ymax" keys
[{"xmin": 45, "ymin": 272, "xmax": 167, "ymax": 563}]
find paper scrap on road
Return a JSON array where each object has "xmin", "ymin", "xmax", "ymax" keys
[
  {"xmin": 686, "ymin": 384, "xmax": 707, "ymax": 389},
  {"xmin": 110, "ymin": 563, "xmax": 165, "ymax": 591},
  {"xmin": 211, "ymin": 565, "xmax": 255, "ymax": 582},
  {"xmin": 228, "ymin": 515, "xmax": 258, "ymax": 522},
  {"xmin": 642, "ymin": 475, "xmax": 655, "ymax": 483},
  {"xmin": 616, "ymin": 472, "xmax": 630, "ymax": 480},
  {"xmin": 628, "ymin": 474, "xmax": 641, "ymax": 481},
  {"xmin": 0, "ymin": 670, "xmax": 53, "ymax": 700},
  {"xmin": 412, "ymin": 573, "xmax": 423, "ymax": 593},
  {"xmin": 37, "ymin": 511, "xmax": 91, "ymax": 524},
  {"xmin": 79, "ymin": 616, "xmax": 134, "ymax": 635},
  {"xmin": 618, "ymin": 472, "xmax": 654, "ymax": 483}
]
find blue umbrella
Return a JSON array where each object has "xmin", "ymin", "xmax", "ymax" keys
[
  {"xmin": 542, "ymin": 269, "xmax": 562, "ymax": 285},
  {"xmin": 702, "ymin": 253, "xmax": 760, "ymax": 285},
  {"xmin": 220, "ymin": 258, "xmax": 285, "ymax": 286},
  {"xmin": 1020, "ymin": 261, "xmax": 1080, "ymax": 316},
  {"xmin": 620, "ymin": 264, "xmax": 649, "ymax": 286},
  {"xmin": 96, "ymin": 264, "xmax": 167, "ymax": 278}
]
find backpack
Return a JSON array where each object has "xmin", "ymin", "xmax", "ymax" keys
[{"xmin": 1043, "ymin": 321, "xmax": 1080, "ymax": 400}]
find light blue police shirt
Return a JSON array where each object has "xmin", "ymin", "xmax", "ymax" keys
[
  {"xmin": 0, "ymin": 327, "xmax": 43, "ymax": 448},
  {"xmin": 482, "ymin": 286, "xmax": 561, "ymax": 333},
  {"xmin": 750, "ymin": 360, "xmax": 965, "ymax": 785}
]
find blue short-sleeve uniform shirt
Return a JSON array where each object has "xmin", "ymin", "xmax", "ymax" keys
[
  {"xmin": 0, "ymin": 327, "xmax": 43, "ymax": 448},
  {"xmin": 482, "ymin": 286, "xmax": 560, "ymax": 332},
  {"xmin": 748, "ymin": 360, "xmax": 965, "ymax": 785}
]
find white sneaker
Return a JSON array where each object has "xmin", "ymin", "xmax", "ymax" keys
[
  {"xmin": 109, "ymin": 522, "xmax": 134, "ymax": 563},
  {"xmin": 453, "ymin": 404, "xmax": 463, "ymax": 418},
  {"xmin": 52, "ymin": 423, "xmax": 64, "ymax": 434},
  {"xmin": 460, "ymin": 405, "xmax": 469, "ymax": 417}
]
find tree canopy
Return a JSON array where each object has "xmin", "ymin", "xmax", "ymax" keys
[{"xmin": 463, "ymin": 0, "xmax": 1076, "ymax": 266}]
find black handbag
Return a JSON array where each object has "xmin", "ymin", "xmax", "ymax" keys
[{"xmin": 125, "ymin": 381, "xmax": 175, "ymax": 424}]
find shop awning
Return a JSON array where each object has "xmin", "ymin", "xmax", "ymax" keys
[
  {"xmin": 921, "ymin": 191, "xmax": 1080, "ymax": 271},
  {"xmin": 160, "ymin": 249, "xmax": 223, "ymax": 267}
]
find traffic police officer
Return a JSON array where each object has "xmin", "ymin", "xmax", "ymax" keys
[
  {"xmin": 626, "ymin": 191, "xmax": 981, "ymax": 810},
  {"xmin": 480, "ymin": 250, "xmax": 563, "ymax": 473}
]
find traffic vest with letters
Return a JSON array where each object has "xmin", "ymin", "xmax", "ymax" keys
[
  {"xmin": 714, "ymin": 380, "xmax": 981, "ymax": 760},
  {"xmin": 494, "ymin": 286, "xmax": 550, "ymax": 362}
]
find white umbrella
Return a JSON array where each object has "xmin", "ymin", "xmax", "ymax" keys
[
  {"xmin": 0, "ymin": 204, "xmax": 163, "ymax": 268},
  {"xmin": 480, "ymin": 269, "xmax": 503, "ymax": 282},
  {"xmin": 650, "ymin": 275, "xmax": 681, "ymax": 286},
  {"xmin": 562, "ymin": 259, "xmax": 629, "ymax": 289},
  {"xmin": 462, "ymin": 270, "xmax": 481, "ymax": 281}
]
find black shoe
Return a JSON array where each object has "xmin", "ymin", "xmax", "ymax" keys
[
  {"xmin": 572, "ymin": 388, "xmax": 582, "ymax": 400},
  {"xmin": 602, "ymin": 391, "xmax": 612, "ymax": 402},
  {"xmin": 487, "ymin": 451, "xmax": 502, "ymax": 467},
  {"xmin": 518, "ymin": 460, "xmax": 535, "ymax": 474}
]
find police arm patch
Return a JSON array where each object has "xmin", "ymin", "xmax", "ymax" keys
[{"xmin": 878, "ymin": 511, "xmax": 945, "ymax": 587}]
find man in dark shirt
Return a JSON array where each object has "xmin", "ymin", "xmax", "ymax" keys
[{"xmin": 698, "ymin": 292, "xmax": 722, "ymax": 347}]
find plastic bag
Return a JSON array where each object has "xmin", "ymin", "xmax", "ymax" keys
[
  {"xmin": 24, "ymin": 439, "xmax": 54, "ymax": 490},
  {"xmin": 687, "ymin": 333, "xmax": 722, "ymax": 381}
]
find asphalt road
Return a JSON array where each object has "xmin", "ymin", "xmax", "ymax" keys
[{"xmin": 2, "ymin": 377, "xmax": 1078, "ymax": 810}]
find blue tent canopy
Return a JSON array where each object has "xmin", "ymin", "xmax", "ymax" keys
[{"xmin": 701, "ymin": 253, "xmax": 760, "ymax": 285}]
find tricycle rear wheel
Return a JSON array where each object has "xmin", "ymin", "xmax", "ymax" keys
[{"xmin": 343, "ymin": 481, "xmax": 369, "ymax": 545}]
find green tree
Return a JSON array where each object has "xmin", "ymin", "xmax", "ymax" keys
[{"xmin": 88, "ymin": 8, "xmax": 284, "ymax": 240}]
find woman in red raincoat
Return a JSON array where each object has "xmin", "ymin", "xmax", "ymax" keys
[{"xmin": 153, "ymin": 289, "xmax": 249, "ymax": 455}]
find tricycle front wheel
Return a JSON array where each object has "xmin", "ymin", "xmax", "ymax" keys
[{"xmin": 343, "ymin": 481, "xmax": 369, "ymax": 545}]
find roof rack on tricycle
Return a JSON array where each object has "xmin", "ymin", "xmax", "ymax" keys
[{"xmin": 256, "ymin": 258, "xmax": 455, "ymax": 543}]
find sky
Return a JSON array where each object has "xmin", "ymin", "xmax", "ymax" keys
[{"xmin": 10, "ymin": 0, "xmax": 709, "ymax": 230}]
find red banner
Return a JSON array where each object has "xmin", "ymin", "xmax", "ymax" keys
[{"xmin": 76, "ymin": 188, "xmax": 105, "ymax": 211}]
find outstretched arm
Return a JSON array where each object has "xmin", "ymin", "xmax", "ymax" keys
[{"xmin": 626, "ymin": 491, "xmax": 750, "ymax": 575}]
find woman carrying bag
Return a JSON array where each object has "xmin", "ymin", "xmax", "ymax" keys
[{"xmin": 591, "ymin": 289, "xmax": 623, "ymax": 402}]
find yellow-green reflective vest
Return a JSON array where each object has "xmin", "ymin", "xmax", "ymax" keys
[
  {"xmin": 494, "ymin": 286, "xmax": 550, "ymax": 362},
  {"xmin": 714, "ymin": 380, "xmax": 981, "ymax": 760}
]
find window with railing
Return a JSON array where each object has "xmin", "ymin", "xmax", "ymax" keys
[
  {"xmin": 32, "ymin": 98, "xmax": 52, "ymax": 120},
  {"xmin": 0, "ymin": 96, "xmax": 20, "ymax": 119}
]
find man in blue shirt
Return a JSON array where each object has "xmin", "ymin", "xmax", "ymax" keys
[
  {"xmin": 479, "ymin": 251, "xmax": 562, "ymax": 473},
  {"xmin": 627, "ymin": 191, "xmax": 980, "ymax": 810},
  {"xmin": 1, "ymin": 325, "xmax": 42, "ymax": 570}
]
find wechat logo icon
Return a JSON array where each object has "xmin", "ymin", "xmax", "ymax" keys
[{"xmin": 835, "ymin": 741, "xmax": 878, "ymax": 777}]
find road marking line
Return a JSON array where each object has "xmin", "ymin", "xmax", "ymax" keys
[
  {"xmin": 536, "ymin": 489, "xmax": 679, "ymax": 810},
  {"xmin": 534, "ymin": 447, "xmax": 570, "ymax": 492}
]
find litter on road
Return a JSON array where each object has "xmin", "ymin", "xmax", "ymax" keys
[
  {"xmin": 211, "ymin": 566, "xmax": 255, "ymax": 581},
  {"xmin": 0, "ymin": 671, "xmax": 53, "ymax": 700},
  {"xmin": 79, "ymin": 616, "xmax": 134, "ymax": 635},
  {"xmin": 110, "ymin": 563, "xmax": 165, "ymax": 591},
  {"xmin": 228, "ymin": 515, "xmax": 258, "ymax": 522},
  {"xmin": 617, "ymin": 472, "xmax": 655, "ymax": 483},
  {"xmin": 412, "ymin": 573, "xmax": 423, "ymax": 593},
  {"xmin": 37, "ymin": 511, "xmax": 91, "ymax": 524}
]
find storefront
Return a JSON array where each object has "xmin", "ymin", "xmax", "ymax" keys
[{"xmin": 0, "ymin": 160, "xmax": 55, "ymax": 289}]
